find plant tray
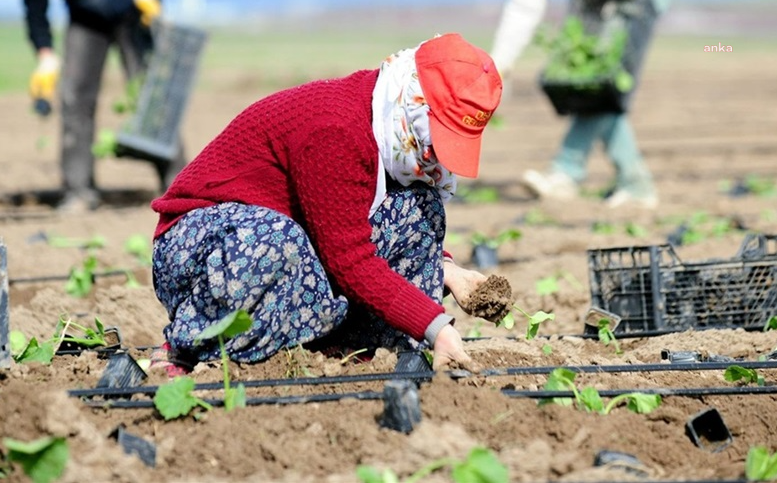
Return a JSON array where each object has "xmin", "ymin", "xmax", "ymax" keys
[
  {"xmin": 587, "ymin": 233, "xmax": 777, "ymax": 335},
  {"xmin": 116, "ymin": 21, "xmax": 208, "ymax": 165},
  {"xmin": 540, "ymin": 0, "xmax": 658, "ymax": 115}
]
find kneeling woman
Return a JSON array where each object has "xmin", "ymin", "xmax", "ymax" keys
[{"xmin": 150, "ymin": 33, "xmax": 503, "ymax": 372}]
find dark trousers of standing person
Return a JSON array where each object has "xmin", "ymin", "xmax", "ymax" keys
[{"xmin": 59, "ymin": 17, "xmax": 186, "ymax": 210}]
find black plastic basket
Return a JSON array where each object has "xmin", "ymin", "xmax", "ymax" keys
[
  {"xmin": 116, "ymin": 21, "xmax": 208, "ymax": 165},
  {"xmin": 588, "ymin": 233, "xmax": 777, "ymax": 335},
  {"xmin": 540, "ymin": 0, "xmax": 658, "ymax": 115}
]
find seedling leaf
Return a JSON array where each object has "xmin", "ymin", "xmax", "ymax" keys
[
  {"xmin": 13, "ymin": 337, "xmax": 55, "ymax": 365},
  {"xmin": 9, "ymin": 330, "xmax": 28, "ymax": 356},
  {"xmin": 195, "ymin": 309, "xmax": 253, "ymax": 343},
  {"xmin": 626, "ymin": 393, "xmax": 662, "ymax": 414},
  {"xmin": 3, "ymin": 436, "xmax": 69, "ymax": 483},
  {"xmin": 525, "ymin": 311, "xmax": 555, "ymax": 340},
  {"xmin": 451, "ymin": 447, "xmax": 509, "ymax": 483},
  {"xmin": 764, "ymin": 316, "xmax": 777, "ymax": 332},
  {"xmin": 154, "ymin": 376, "xmax": 212, "ymax": 420},
  {"xmin": 124, "ymin": 234, "xmax": 153, "ymax": 266},
  {"xmin": 539, "ymin": 368, "xmax": 576, "ymax": 407},
  {"xmin": 745, "ymin": 446, "xmax": 777, "ymax": 481},
  {"xmin": 579, "ymin": 387, "xmax": 604, "ymax": 413},
  {"xmin": 725, "ymin": 365, "xmax": 760, "ymax": 385},
  {"xmin": 535, "ymin": 276, "xmax": 559, "ymax": 296},
  {"xmin": 498, "ymin": 312, "xmax": 515, "ymax": 330}
]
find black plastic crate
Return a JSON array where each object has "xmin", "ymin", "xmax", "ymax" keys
[
  {"xmin": 116, "ymin": 21, "xmax": 208, "ymax": 165},
  {"xmin": 588, "ymin": 233, "xmax": 777, "ymax": 335},
  {"xmin": 540, "ymin": 0, "xmax": 658, "ymax": 115}
]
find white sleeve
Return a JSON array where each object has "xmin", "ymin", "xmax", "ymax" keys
[{"xmin": 489, "ymin": 0, "xmax": 548, "ymax": 74}]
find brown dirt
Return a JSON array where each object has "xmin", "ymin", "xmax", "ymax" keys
[
  {"xmin": 460, "ymin": 274, "xmax": 514, "ymax": 322},
  {"xmin": 2, "ymin": 16, "xmax": 777, "ymax": 483}
]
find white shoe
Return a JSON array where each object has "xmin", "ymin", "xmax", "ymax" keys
[
  {"xmin": 605, "ymin": 189, "xmax": 659, "ymax": 209},
  {"xmin": 522, "ymin": 170, "xmax": 579, "ymax": 200}
]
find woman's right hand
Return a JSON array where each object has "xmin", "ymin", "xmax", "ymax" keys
[{"xmin": 432, "ymin": 324, "xmax": 480, "ymax": 373}]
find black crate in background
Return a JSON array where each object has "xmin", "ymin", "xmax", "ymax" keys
[
  {"xmin": 588, "ymin": 233, "xmax": 777, "ymax": 335},
  {"xmin": 116, "ymin": 21, "xmax": 208, "ymax": 165},
  {"xmin": 540, "ymin": 0, "xmax": 659, "ymax": 115}
]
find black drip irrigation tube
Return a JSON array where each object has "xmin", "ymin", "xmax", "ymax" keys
[
  {"xmin": 69, "ymin": 360, "xmax": 777, "ymax": 408},
  {"xmin": 68, "ymin": 359, "xmax": 777, "ymax": 399},
  {"xmin": 75, "ymin": 384, "xmax": 777, "ymax": 410},
  {"xmin": 8, "ymin": 270, "xmax": 130, "ymax": 285}
]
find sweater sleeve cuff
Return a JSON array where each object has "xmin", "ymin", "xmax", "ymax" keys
[{"xmin": 424, "ymin": 313, "xmax": 455, "ymax": 346}]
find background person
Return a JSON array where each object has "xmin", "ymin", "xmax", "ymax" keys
[
  {"xmin": 23, "ymin": 0, "xmax": 185, "ymax": 212},
  {"xmin": 491, "ymin": 0, "xmax": 670, "ymax": 209},
  {"xmin": 149, "ymin": 33, "xmax": 504, "ymax": 373}
]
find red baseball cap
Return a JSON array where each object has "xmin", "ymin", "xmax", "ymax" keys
[{"xmin": 416, "ymin": 33, "xmax": 502, "ymax": 178}]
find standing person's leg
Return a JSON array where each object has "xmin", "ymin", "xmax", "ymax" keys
[
  {"xmin": 59, "ymin": 21, "xmax": 111, "ymax": 211},
  {"xmin": 115, "ymin": 17, "xmax": 187, "ymax": 193},
  {"xmin": 600, "ymin": 114, "xmax": 658, "ymax": 208},
  {"xmin": 522, "ymin": 114, "xmax": 602, "ymax": 199},
  {"xmin": 152, "ymin": 202, "xmax": 350, "ymax": 364}
]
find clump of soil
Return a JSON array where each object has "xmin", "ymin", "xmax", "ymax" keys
[{"xmin": 460, "ymin": 275, "xmax": 514, "ymax": 322}]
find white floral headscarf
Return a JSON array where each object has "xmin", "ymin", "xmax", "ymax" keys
[{"xmin": 369, "ymin": 43, "xmax": 457, "ymax": 216}]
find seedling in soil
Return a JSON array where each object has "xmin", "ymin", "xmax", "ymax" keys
[
  {"xmin": 46, "ymin": 234, "xmax": 107, "ymax": 250},
  {"xmin": 65, "ymin": 254, "xmax": 98, "ymax": 298},
  {"xmin": 539, "ymin": 368, "xmax": 661, "ymax": 415},
  {"xmin": 764, "ymin": 316, "xmax": 777, "ymax": 332},
  {"xmin": 470, "ymin": 229, "xmax": 521, "ymax": 269},
  {"xmin": 745, "ymin": 446, "xmax": 777, "ymax": 481},
  {"xmin": 194, "ymin": 309, "xmax": 252, "ymax": 412},
  {"xmin": 457, "ymin": 186, "xmax": 501, "ymax": 204},
  {"xmin": 498, "ymin": 304, "xmax": 554, "ymax": 340},
  {"xmin": 124, "ymin": 234, "xmax": 153, "ymax": 266},
  {"xmin": 92, "ymin": 129, "xmax": 118, "ymax": 159},
  {"xmin": 536, "ymin": 270, "xmax": 584, "ymax": 296},
  {"xmin": 542, "ymin": 344, "xmax": 553, "ymax": 355},
  {"xmin": 154, "ymin": 376, "xmax": 214, "ymax": 420},
  {"xmin": 357, "ymin": 446, "xmax": 508, "ymax": 483},
  {"xmin": 591, "ymin": 221, "xmax": 616, "ymax": 235},
  {"xmin": 2, "ymin": 436, "xmax": 69, "ymax": 483},
  {"xmin": 597, "ymin": 319, "xmax": 623, "ymax": 355},
  {"xmin": 625, "ymin": 222, "xmax": 648, "ymax": 238},
  {"xmin": 11, "ymin": 315, "xmax": 110, "ymax": 365},
  {"xmin": 724, "ymin": 365, "xmax": 764, "ymax": 386}
]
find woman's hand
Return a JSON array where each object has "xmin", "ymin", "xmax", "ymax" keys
[
  {"xmin": 443, "ymin": 259, "xmax": 488, "ymax": 311},
  {"xmin": 432, "ymin": 324, "xmax": 480, "ymax": 373}
]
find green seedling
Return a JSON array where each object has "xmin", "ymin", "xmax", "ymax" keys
[
  {"xmin": 112, "ymin": 75, "xmax": 144, "ymax": 114},
  {"xmin": 466, "ymin": 320, "xmax": 483, "ymax": 338},
  {"xmin": 764, "ymin": 316, "xmax": 777, "ymax": 332},
  {"xmin": 597, "ymin": 319, "xmax": 623, "ymax": 355},
  {"xmin": 124, "ymin": 233, "xmax": 153, "ymax": 266},
  {"xmin": 2, "ymin": 437, "xmax": 69, "ymax": 483},
  {"xmin": 724, "ymin": 365, "xmax": 764, "ymax": 386},
  {"xmin": 538, "ymin": 17, "xmax": 633, "ymax": 93},
  {"xmin": 194, "ymin": 309, "xmax": 253, "ymax": 412},
  {"xmin": 535, "ymin": 276, "xmax": 560, "ymax": 296},
  {"xmin": 357, "ymin": 446, "xmax": 508, "ymax": 483},
  {"xmin": 499, "ymin": 304, "xmax": 554, "ymax": 339},
  {"xmin": 746, "ymin": 446, "xmax": 777, "ymax": 481},
  {"xmin": 471, "ymin": 228, "xmax": 521, "ymax": 250},
  {"xmin": 522, "ymin": 208, "xmax": 557, "ymax": 227},
  {"xmin": 154, "ymin": 376, "xmax": 214, "ymax": 420},
  {"xmin": 625, "ymin": 222, "xmax": 648, "ymax": 238},
  {"xmin": 591, "ymin": 220, "xmax": 616, "ymax": 235},
  {"xmin": 542, "ymin": 344, "xmax": 553, "ymax": 355},
  {"xmin": 46, "ymin": 234, "xmax": 107, "ymax": 250},
  {"xmin": 91, "ymin": 128, "xmax": 118, "ymax": 159},
  {"xmin": 11, "ymin": 315, "xmax": 109, "ymax": 365},
  {"xmin": 539, "ymin": 368, "xmax": 661, "ymax": 414},
  {"xmin": 458, "ymin": 186, "xmax": 501, "ymax": 204},
  {"xmin": 64, "ymin": 254, "xmax": 98, "ymax": 298},
  {"xmin": 536, "ymin": 270, "xmax": 584, "ymax": 296}
]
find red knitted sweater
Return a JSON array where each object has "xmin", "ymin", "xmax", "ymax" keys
[{"xmin": 151, "ymin": 69, "xmax": 444, "ymax": 340}]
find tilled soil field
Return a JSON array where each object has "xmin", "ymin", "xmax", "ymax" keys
[{"xmin": 2, "ymin": 14, "xmax": 777, "ymax": 483}]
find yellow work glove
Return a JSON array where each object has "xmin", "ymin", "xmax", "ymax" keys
[
  {"xmin": 29, "ymin": 49, "xmax": 60, "ymax": 117},
  {"xmin": 134, "ymin": 0, "xmax": 161, "ymax": 26}
]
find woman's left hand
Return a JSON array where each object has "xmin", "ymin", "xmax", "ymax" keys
[{"xmin": 443, "ymin": 259, "xmax": 487, "ymax": 309}]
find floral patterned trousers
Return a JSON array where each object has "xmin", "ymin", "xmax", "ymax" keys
[{"xmin": 152, "ymin": 183, "xmax": 446, "ymax": 363}]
